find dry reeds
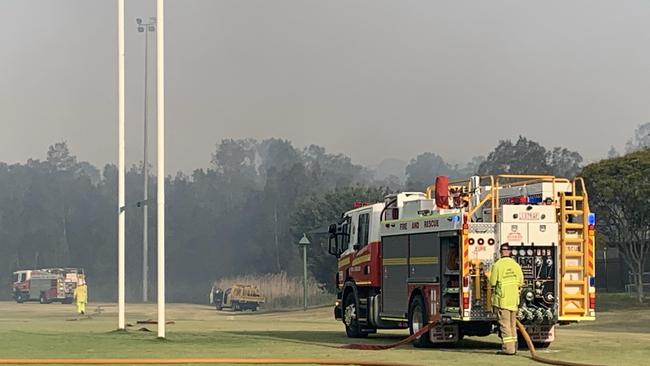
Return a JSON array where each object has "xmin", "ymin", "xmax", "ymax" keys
[{"xmin": 213, "ymin": 272, "xmax": 332, "ymax": 309}]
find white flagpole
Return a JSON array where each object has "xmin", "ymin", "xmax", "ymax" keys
[
  {"xmin": 117, "ymin": 0, "xmax": 126, "ymax": 331},
  {"xmin": 156, "ymin": 0, "xmax": 166, "ymax": 339}
]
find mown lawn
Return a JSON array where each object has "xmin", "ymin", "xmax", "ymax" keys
[{"xmin": 0, "ymin": 294, "xmax": 648, "ymax": 365}]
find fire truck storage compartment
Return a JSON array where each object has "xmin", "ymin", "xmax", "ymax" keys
[
  {"xmin": 30, "ymin": 277, "xmax": 57, "ymax": 300},
  {"xmin": 381, "ymin": 232, "xmax": 450, "ymax": 318},
  {"xmin": 441, "ymin": 235, "xmax": 460, "ymax": 314}
]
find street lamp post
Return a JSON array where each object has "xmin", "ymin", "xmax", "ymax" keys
[
  {"xmin": 136, "ymin": 17, "xmax": 156, "ymax": 304},
  {"xmin": 298, "ymin": 234, "xmax": 310, "ymax": 311},
  {"xmin": 603, "ymin": 244, "xmax": 609, "ymax": 292}
]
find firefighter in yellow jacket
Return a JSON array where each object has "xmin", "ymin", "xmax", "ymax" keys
[
  {"xmin": 73, "ymin": 277, "xmax": 88, "ymax": 316},
  {"xmin": 490, "ymin": 243, "xmax": 524, "ymax": 355}
]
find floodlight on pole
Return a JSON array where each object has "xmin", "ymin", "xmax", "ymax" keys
[
  {"xmin": 156, "ymin": 0, "xmax": 166, "ymax": 339},
  {"xmin": 117, "ymin": 0, "xmax": 126, "ymax": 331},
  {"xmin": 136, "ymin": 16, "xmax": 156, "ymax": 304},
  {"xmin": 298, "ymin": 233, "xmax": 310, "ymax": 311}
]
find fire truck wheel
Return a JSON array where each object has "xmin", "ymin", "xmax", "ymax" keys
[
  {"xmin": 15, "ymin": 293, "xmax": 24, "ymax": 303},
  {"xmin": 409, "ymin": 295, "xmax": 434, "ymax": 348},
  {"xmin": 343, "ymin": 292, "xmax": 367, "ymax": 338},
  {"xmin": 39, "ymin": 294, "xmax": 49, "ymax": 304}
]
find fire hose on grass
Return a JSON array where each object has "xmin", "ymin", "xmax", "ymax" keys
[
  {"xmin": 340, "ymin": 320, "xmax": 437, "ymax": 350},
  {"xmin": 0, "ymin": 358, "xmax": 419, "ymax": 365},
  {"xmin": 342, "ymin": 319, "xmax": 605, "ymax": 366},
  {"xmin": 515, "ymin": 320, "xmax": 605, "ymax": 366}
]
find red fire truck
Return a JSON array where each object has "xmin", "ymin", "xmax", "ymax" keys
[
  {"xmin": 328, "ymin": 175, "xmax": 596, "ymax": 347},
  {"xmin": 12, "ymin": 268, "xmax": 84, "ymax": 304}
]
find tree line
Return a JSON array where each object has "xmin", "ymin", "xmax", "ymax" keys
[{"xmin": 1, "ymin": 124, "xmax": 648, "ymax": 303}]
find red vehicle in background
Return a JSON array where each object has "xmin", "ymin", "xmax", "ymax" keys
[{"xmin": 12, "ymin": 268, "xmax": 84, "ymax": 304}]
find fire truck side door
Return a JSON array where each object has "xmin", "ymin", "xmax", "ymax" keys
[
  {"xmin": 381, "ymin": 235, "xmax": 409, "ymax": 318},
  {"xmin": 409, "ymin": 233, "xmax": 441, "ymax": 283}
]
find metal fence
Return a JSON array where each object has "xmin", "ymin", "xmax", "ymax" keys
[
  {"xmin": 625, "ymin": 272, "xmax": 650, "ymax": 297},
  {"xmin": 595, "ymin": 245, "xmax": 650, "ymax": 293}
]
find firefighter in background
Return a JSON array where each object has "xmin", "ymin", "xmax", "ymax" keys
[
  {"xmin": 73, "ymin": 276, "xmax": 88, "ymax": 316},
  {"xmin": 490, "ymin": 243, "xmax": 524, "ymax": 355}
]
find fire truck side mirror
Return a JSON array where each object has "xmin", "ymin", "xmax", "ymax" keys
[
  {"xmin": 328, "ymin": 224, "xmax": 339, "ymax": 257},
  {"xmin": 328, "ymin": 235, "xmax": 339, "ymax": 257}
]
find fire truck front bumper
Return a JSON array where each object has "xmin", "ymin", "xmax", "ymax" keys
[{"xmin": 334, "ymin": 299, "xmax": 342, "ymax": 320}]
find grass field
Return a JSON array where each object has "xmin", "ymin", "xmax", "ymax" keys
[{"xmin": 0, "ymin": 294, "xmax": 648, "ymax": 366}]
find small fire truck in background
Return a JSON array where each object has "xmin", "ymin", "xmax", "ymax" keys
[
  {"xmin": 328, "ymin": 175, "xmax": 596, "ymax": 348},
  {"xmin": 12, "ymin": 268, "xmax": 85, "ymax": 304},
  {"xmin": 210, "ymin": 284, "xmax": 266, "ymax": 311}
]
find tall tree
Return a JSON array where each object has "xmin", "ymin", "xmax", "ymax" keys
[
  {"xmin": 478, "ymin": 137, "xmax": 550, "ymax": 175},
  {"xmin": 625, "ymin": 122, "xmax": 650, "ymax": 153},
  {"xmin": 373, "ymin": 174, "xmax": 403, "ymax": 193},
  {"xmin": 478, "ymin": 136, "xmax": 583, "ymax": 177},
  {"xmin": 259, "ymin": 140, "xmax": 302, "ymax": 271},
  {"xmin": 547, "ymin": 147, "xmax": 583, "ymax": 178},
  {"xmin": 45, "ymin": 142, "xmax": 80, "ymax": 264},
  {"xmin": 258, "ymin": 138, "xmax": 303, "ymax": 182},
  {"xmin": 452, "ymin": 155, "xmax": 485, "ymax": 178},
  {"xmin": 581, "ymin": 149, "xmax": 650, "ymax": 303},
  {"xmin": 607, "ymin": 146, "xmax": 619, "ymax": 159},
  {"xmin": 303, "ymin": 145, "xmax": 372, "ymax": 189},
  {"xmin": 46, "ymin": 142, "xmax": 77, "ymax": 172},
  {"xmin": 211, "ymin": 139, "xmax": 259, "ymax": 209},
  {"xmin": 405, "ymin": 152, "xmax": 454, "ymax": 191}
]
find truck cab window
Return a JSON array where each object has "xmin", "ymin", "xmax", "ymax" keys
[
  {"xmin": 357, "ymin": 213, "xmax": 369, "ymax": 248},
  {"xmin": 341, "ymin": 220, "xmax": 350, "ymax": 251}
]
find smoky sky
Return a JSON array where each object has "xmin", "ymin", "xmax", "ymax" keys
[{"xmin": 2, "ymin": 0, "xmax": 649, "ymax": 174}]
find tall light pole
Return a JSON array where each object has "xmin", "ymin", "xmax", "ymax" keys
[
  {"xmin": 156, "ymin": 0, "xmax": 166, "ymax": 339},
  {"xmin": 136, "ymin": 17, "xmax": 156, "ymax": 304},
  {"xmin": 298, "ymin": 234, "xmax": 310, "ymax": 311}
]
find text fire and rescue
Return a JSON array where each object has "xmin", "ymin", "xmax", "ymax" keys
[{"xmin": 399, "ymin": 219, "xmax": 439, "ymax": 231}]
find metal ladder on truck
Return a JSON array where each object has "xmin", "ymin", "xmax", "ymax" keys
[{"xmin": 558, "ymin": 178, "xmax": 594, "ymax": 321}]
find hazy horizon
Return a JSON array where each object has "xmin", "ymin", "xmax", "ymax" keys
[{"xmin": 2, "ymin": 1, "xmax": 648, "ymax": 173}]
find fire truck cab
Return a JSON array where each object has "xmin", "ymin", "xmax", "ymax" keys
[{"xmin": 329, "ymin": 175, "xmax": 596, "ymax": 348}]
